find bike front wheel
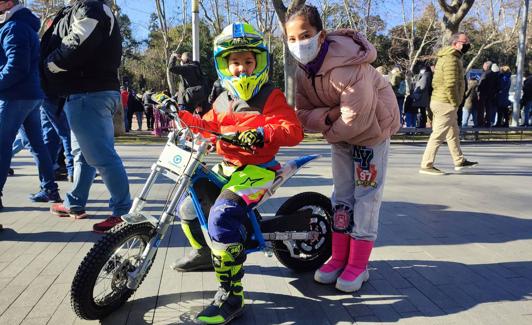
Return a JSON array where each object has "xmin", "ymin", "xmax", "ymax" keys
[{"xmin": 71, "ymin": 222, "xmax": 155, "ymax": 320}]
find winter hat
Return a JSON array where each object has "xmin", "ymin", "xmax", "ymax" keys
[{"xmin": 491, "ymin": 64, "xmax": 500, "ymax": 73}]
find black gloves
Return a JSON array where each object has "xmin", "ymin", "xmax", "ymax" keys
[{"xmin": 236, "ymin": 127, "xmax": 265, "ymax": 148}]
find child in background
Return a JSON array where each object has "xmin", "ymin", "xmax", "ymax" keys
[
  {"xmin": 177, "ymin": 23, "xmax": 303, "ymax": 324},
  {"xmin": 284, "ymin": 5, "xmax": 400, "ymax": 293}
]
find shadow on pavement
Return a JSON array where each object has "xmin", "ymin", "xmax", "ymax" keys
[
  {"xmin": 378, "ymin": 201, "xmax": 532, "ymax": 246},
  {"xmin": 100, "ymin": 259, "xmax": 532, "ymax": 324}
]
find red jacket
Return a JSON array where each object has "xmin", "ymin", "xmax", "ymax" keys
[
  {"xmin": 179, "ymin": 86, "xmax": 303, "ymax": 166},
  {"xmin": 120, "ymin": 90, "xmax": 129, "ymax": 108}
]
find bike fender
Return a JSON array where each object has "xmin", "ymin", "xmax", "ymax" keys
[{"xmin": 121, "ymin": 213, "xmax": 159, "ymax": 226}]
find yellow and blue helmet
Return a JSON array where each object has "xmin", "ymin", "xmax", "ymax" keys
[{"xmin": 213, "ymin": 23, "xmax": 270, "ymax": 101}]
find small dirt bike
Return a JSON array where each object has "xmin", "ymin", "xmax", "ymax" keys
[{"xmin": 70, "ymin": 100, "xmax": 333, "ymax": 320}]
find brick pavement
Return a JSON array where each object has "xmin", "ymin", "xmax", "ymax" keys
[{"xmin": 0, "ymin": 142, "xmax": 531, "ymax": 325}]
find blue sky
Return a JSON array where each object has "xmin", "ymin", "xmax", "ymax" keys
[
  {"xmin": 118, "ymin": 0, "xmax": 408, "ymax": 42},
  {"xmin": 117, "ymin": 0, "xmax": 157, "ymax": 40}
]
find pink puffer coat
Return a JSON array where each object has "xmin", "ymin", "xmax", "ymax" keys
[{"xmin": 295, "ymin": 29, "xmax": 400, "ymax": 146}]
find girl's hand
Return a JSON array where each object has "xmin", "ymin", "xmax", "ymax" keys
[{"xmin": 326, "ymin": 107, "xmax": 341, "ymax": 125}]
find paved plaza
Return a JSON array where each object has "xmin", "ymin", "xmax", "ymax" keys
[{"xmin": 0, "ymin": 141, "xmax": 531, "ymax": 325}]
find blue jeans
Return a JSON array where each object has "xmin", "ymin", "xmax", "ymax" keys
[
  {"xmin": 0, "ymin": 99, "xmax": 57, "ymax": 195},
  {"xmin": 462, "ymin": 109, "xmax": 477, "ymax": 127},
  {"xmin": 135, "ymin": 111, "xmax": 143, "ymax": 130},
  {"xmin": 123, "ymin": 106, "xmax": 129, "ymax": 131},
  {"xmin": 405, "ymin": 111, "xmax": 417, "ymax": 127},
  {"xmin": 40, "ymin": 98, "xmax": 74, "ymax": 176},
  {"xmin": 12, "ymin": 127, "xmax": 31, "ymax": 156},
  {"xmin": 522, "ymin": 101, "xmax": 532, "ymax": 126},
  {"xmin": 63, "ymin": 91, "xmax": 131, "ymax": 216}
]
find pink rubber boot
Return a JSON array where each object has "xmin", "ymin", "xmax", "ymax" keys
[
  {"xmin": 335, "ymin": 238, "xmax": 373, "ymax": 292},
  {"xmin": 314, "ymin": 232, "xmax": 350, "ymax": 284}
]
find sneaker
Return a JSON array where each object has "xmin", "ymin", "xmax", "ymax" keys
[
  {"xmin": 419, "ymin": 166, "xmax": 446, "ymax": 176},
  {"xmin": 454, "ymin": 159, "xmax": 478, "ymax": 171},
  {"xmin": 7, "ymin": 168, "xmax": 14, "ymax": 176},
  {"xmin": 29, "ymin": 189, "xmax": 62, "ymax": 203},
  {"xmin": 93, "ymin": 216, "xmax": 123, "ymax": 233},
  {"xmin": 50, "ymin": 203, "xmax": 87, "ymax": 219}
]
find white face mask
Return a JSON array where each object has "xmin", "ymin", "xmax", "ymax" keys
[{"xmin": 288, "ymin": 32, "xmax": 322, "ymax": 65}]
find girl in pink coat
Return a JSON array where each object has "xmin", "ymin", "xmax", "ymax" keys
[{"xmin": 284, "ymin": 5, "xmax": 400, "ymax": 292}]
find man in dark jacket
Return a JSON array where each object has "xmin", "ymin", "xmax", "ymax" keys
[
  {"xmin": 522, "ymin": 71, "xmax": 532, "ymax": 126},
  {"xmin": 0, "ymin": 0, "xmax": 61, "ymax": 212},
  {"xmin": 410, "ymin": 64, "xmax": 433, "ymax": 128},
  {"xmin": 142, "ymin": 89, "xmax": 155, "ymax": 130},
  {"xmin": 169, "ymin": 52, "xmax": 209, "ymax": 113},
  {"xmin": 477, "ymin": 61, "xmax": 500, "ymax": 127},
  {"xmin": 42, "ymin": 0, "xmax": 131, "ymax": 232}
]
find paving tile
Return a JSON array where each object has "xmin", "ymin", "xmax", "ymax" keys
[{"xmin": 0, "ymin": 143, "xmax": 531, "ymax": 324}]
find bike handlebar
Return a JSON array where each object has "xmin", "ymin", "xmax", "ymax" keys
[{"xmin": 151, "ymin": 95, "xmax": 254, "ymax": 151}]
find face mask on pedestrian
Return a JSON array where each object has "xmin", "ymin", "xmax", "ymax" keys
[
  {"xmin": 288, "ymin": 31, "xmax": 323, "ymax": 65},
  {"xmin": 460, "ymin": 43, "xmax": 471, "ymax": 54}
]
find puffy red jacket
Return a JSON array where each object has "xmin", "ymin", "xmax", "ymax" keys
[{"xmin": 178, "ymin": 84, "xmax": 304, "ymax": 166}]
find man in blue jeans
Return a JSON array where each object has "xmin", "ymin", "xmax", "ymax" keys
[
  {"xmin": 0, "ymin": 0, "xmax": 61, "ymax": 211},
  {"xmin": 40, "ymin": 97, "xmax": 74, "ymax": 182},
  {"xmin": 41, "ymin": 0, "xmax": 131, "ymax": 232}
]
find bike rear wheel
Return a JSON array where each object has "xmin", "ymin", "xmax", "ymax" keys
[
  {"xmin": 272, "ymin": 192, "xmax": 332, "ymax": 272},
  {"xmin": 71, "ymin": 222, "xmax": 155, "ymax": 320}
]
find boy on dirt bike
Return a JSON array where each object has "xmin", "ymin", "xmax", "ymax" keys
[{"xmin": 175, "ymin": 23, "xmax": 303, "ymax": 324}]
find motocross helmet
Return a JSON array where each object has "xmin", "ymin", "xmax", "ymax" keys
[{"xmin": 213, "ymin": 23, "xmax": 270, "ymax": 101}]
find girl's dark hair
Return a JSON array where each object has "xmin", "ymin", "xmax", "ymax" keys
[{"xmin": 286, "ymin": 5, "xmax": 323, "ymax": 32}]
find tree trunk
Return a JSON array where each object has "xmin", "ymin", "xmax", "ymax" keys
[
  {"xmin": 437, "ymin": 0, "xmax": 475, "ymax": 46},
  {"xmin": 283, "ymin": 43, "xmax": 297, "ymax": 106},
  {"xmin": 154, "ymin": 0, "xmax": 176, "ymax": 94},
  {"xmin": 272, "ymin": 0, "xmax": 307, "ymax": 106}
]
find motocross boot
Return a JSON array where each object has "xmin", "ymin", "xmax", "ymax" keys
[
  {"xmin": 171, "ymin": 218, "xmax": 213, "ymax": 271},
  {"xmin": 197, "ymin": 243, "xmax": 246, "ymax": 325}
]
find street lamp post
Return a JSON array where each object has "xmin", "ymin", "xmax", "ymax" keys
[{"xmin": 192, "ymin": 0, "xmax": 200, "ymax": 62}]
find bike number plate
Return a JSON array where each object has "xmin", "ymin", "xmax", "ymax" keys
[{"xmin": 157, "ymin": 143, "xmax": 193, "ymax": 175}]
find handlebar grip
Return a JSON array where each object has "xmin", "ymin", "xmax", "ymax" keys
[{"xmin": 218, "ymin": 133, "xmax": 254, "ymax": 152}]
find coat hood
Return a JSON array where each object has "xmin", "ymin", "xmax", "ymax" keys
[
  {"xmin": 2, "ymin": 6, "xmax": 40, "ymax": 33},
  {"xmin": 319, "ymin": 29, "xmax": 377, "ymax": 75}
]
